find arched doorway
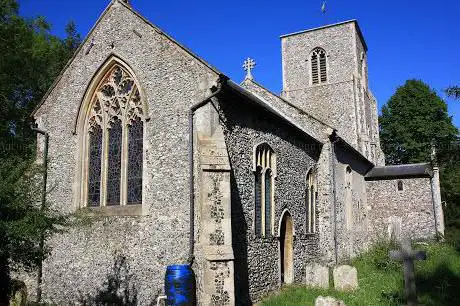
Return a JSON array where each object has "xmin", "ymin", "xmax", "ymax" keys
[{"xmin": 280, "ymin": 211, "xmax": 294, "ymax": 284}]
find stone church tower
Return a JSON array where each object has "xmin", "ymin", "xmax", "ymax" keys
[{"xmin": 281, "ymin": 20, "xmax": 385, "ymax": 165}]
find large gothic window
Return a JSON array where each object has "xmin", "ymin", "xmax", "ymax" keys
[
  {"xmin": 311, "ymin": 48, "xmax": 327, "ymax": 85},
  {"xmin": 254, "ymin": 144, "xmax": 275, "ymax": 237},
  {"xmin": 306, "ymin": 169, "xmax": 317, "ymax": 233},
  {"xmin": 83, "ymin": 64, "xmax": 146, "ymax": 207}
]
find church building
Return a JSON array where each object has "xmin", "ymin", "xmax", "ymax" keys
[{"xmin": 26, "ymin": 0, "xmax": 444, "ymax": 304}]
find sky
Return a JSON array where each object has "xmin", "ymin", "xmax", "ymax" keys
[{"xmin": 19, "ymin": 0, "xmax": 460, "ymax": 127}]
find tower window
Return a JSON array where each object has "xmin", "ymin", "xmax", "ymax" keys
[{"xmin": 311, "ymin": 48, "xmax": 327, "ymax": 85}]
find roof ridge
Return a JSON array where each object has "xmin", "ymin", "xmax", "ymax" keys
[{"xmin": 242, "ymin": 78, "xmax": 335, "ymax": 130}]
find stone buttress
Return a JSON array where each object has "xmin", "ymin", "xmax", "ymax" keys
[{"xmin": 194, "ymin": 101, "xmax": 235, "ymax": 305}]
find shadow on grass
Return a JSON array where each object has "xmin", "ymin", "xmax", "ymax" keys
[
  {"xmin": 417, "ymin": 262, "xmax": 460, "ymax": 306},
  {"xmin": 78, "ymin": 254, "xmax": 139, "ymax": 306},
  {"xmin": 380, "ymin": 262, "xmax": 460, "ymax": 306}
]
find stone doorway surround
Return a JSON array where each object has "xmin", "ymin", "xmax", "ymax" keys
[{"xmin": 279, "ymin": 210, "xmax": 294, "ymax": 284}]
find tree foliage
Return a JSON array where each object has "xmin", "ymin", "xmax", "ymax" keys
[
  {"xmin": 379, "ymin": 79, "xmax": 457, "ymax": 165},
  {"xmin": 0, "ymin": 0, "xmax": 80, "ymax": 302}
]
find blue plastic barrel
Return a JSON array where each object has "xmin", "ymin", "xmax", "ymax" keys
[{"xmin": 165, "ymin": 264, "xmax": 196, "ymax": 305}]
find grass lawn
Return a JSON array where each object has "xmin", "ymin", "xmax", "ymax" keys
[{"xmin": 260, "ymin": 242, "xmax": 460, "ymax": 306}]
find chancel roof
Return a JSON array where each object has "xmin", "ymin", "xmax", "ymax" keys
[{"xmin": 365, "ymin": 163, "xmax": 433, "ymax": 180}]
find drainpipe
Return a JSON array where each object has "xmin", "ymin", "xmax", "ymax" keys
[
  {"xmin": 329, "ymin": 130, "xmax": 340, "ymax": 264},
  {"xmin": 187, "ymin": 75, "xmax": 226, "ymax": 264},
  {"xmin": 30, "ymin": 125, "xmax": 49, "ymax": 303}
]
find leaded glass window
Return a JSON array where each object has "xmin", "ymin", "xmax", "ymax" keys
[
  {"xmin": 82, "ymin": 62, "xmax": 146, "ymax": 208},
  {"xmin": 254, "ymin": 144, "xmax": 275, "ymax": 237},
  {"xmin": 87, "ymin": 125, "xmax": 102, "ymax": 207},
  {"xmin": 106, "ymin": 119, "xmax": 122, "ymax": 206},
  {"xmin": 264, "ymin": 169, "xmax": 272, "ymax": 237},
  {"xmin": 127, "ymin": 118, "xmax": 143, "ymax": 204}
]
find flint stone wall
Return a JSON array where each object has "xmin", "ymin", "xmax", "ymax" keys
[
  {"xmin": 366, "ymin": 177, "xmax": 437, "ymax": 241},
  {"xmin": 218, "ymin": 92, "xmax": 322, "ymax": 303}
]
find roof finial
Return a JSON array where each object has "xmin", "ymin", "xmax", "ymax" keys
[
  {"xmin": 243, "ymin": 57, "xmax": 256, "ymax": 80},
  {"xmin": 321, "ymin": 1, "xmax": 327, "ymax": 14}
]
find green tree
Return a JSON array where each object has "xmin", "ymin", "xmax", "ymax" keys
[
  {"xmin": 380, "ymin": 79, "xmax": 458, "ymax": 165},
  {"xmin": 0, "ymin": 0, "xmax": 80, "ymax": 302}
]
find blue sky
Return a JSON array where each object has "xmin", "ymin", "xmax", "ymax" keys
[{"xmin": 19, "ymin": 0, "xmax": 459, "ymax": 127}]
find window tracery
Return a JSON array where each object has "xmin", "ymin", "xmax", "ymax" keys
[{"xmin": 82, "ymin": 64, "xmax": 145, "ymax": 207}]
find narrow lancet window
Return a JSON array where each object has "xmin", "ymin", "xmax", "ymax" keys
[
  {"xmin": 306, "ymin": 170, "xmax": 317, "ymax": 233},
  {"xmin": 311, "ymin": 48, "xmax": 327, "ymax": 85},
  {"xmin": 254, "ymin": 144, "xmax": 275, "ymax": 237},
  {"xmin": 106, "ymin": 118, "xmax": 122, "ymax": 206},
  {"xmin": 264, "ymin": 169, "xmax": 272, "ymax": 237},
  {"xmin": 127, "ymin": 118, "xmax": 143, "ymax": 204},
  {"xmin": 345, "ymin": 166, "xmax": 353, "ymax": 229},
  {"xmin": 87, "ymin": 125, "xmax": 102, "ymax": 207}
]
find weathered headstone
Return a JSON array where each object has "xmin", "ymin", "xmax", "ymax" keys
[
  {"xmin": 389, "ymin": 238, "xmax": 427, "ymax": 306},
  {"xmin": 305, "ymin": 263, "xmax": 329, "ymax": 289},
  {"xmin": 333, "ymin": 265, "xmax": 358, "ymax": 291},
  {"xmin": 315, "ymin": 296, "xmax": 346, "ymax": 306}
]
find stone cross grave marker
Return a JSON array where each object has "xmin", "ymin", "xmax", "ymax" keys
[
  {"xmin": 389, "ymin": 238, "xmax": 427, "ymax": 306},
  {"xmin": 243, "ymin": 57, "xmax": 256, "ymax": 80}
]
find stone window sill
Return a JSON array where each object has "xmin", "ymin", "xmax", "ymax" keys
[{"xmin": 80, "ymin": 204, "xmax": 142, "ymax": 217}]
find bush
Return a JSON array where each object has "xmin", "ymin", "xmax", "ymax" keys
[{"xmin": 362, "ymin": 239, "xmax": 401, "ymax": 271}]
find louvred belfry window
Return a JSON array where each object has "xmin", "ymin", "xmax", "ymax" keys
[
  {"xmin": 254, "ymin": 144, "xmax": 276, "ymax": 237},
  {"xmin": 83, "ymin": 64, "xmax": 146, "ymax": 207},
  {"xmin": 311, "ymin": 48, "xmax": 327, "ymax": 85}
]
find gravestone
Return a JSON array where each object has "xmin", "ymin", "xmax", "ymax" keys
[
  {"xmin": 306, "ymin": 263, "xmax": 329, "ymax": 289},
  {"xmin": 315, "ymin": 296, "xmax": 346, "ymax": 306},
  {"xmin": 333, "ymin": 265, "xmax": 358, "ymax": 291},
  {"xmin": 389, "ymin": 238, "xmax": 427, "ymax": 306}
]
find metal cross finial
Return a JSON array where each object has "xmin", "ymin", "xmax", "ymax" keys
[{"xmin": 243, "ymin": 57, "xmax": 256, "ymax": 80}]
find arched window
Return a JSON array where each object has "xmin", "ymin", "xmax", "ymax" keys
[
  {"xmin": 397, "ymin": 180, "xmax": 403, "ymax": 191},
  {"xmin": 311, "ymin": 48, "xmax": 327, "ymax": 85},
  {"xmin": 306, "ymin": 169, "xmax": 317, "ymax": 233},
  {"xmin": 82, "ymin": 64, "xmax": 146, "ymax": 207},
  {"xmin": 254, "ymin": 144, "xmax": 275, "ymax": 237},
  {"xmin": 345, "ymin": 166, "xmax": 353, "ymax": 229}
]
